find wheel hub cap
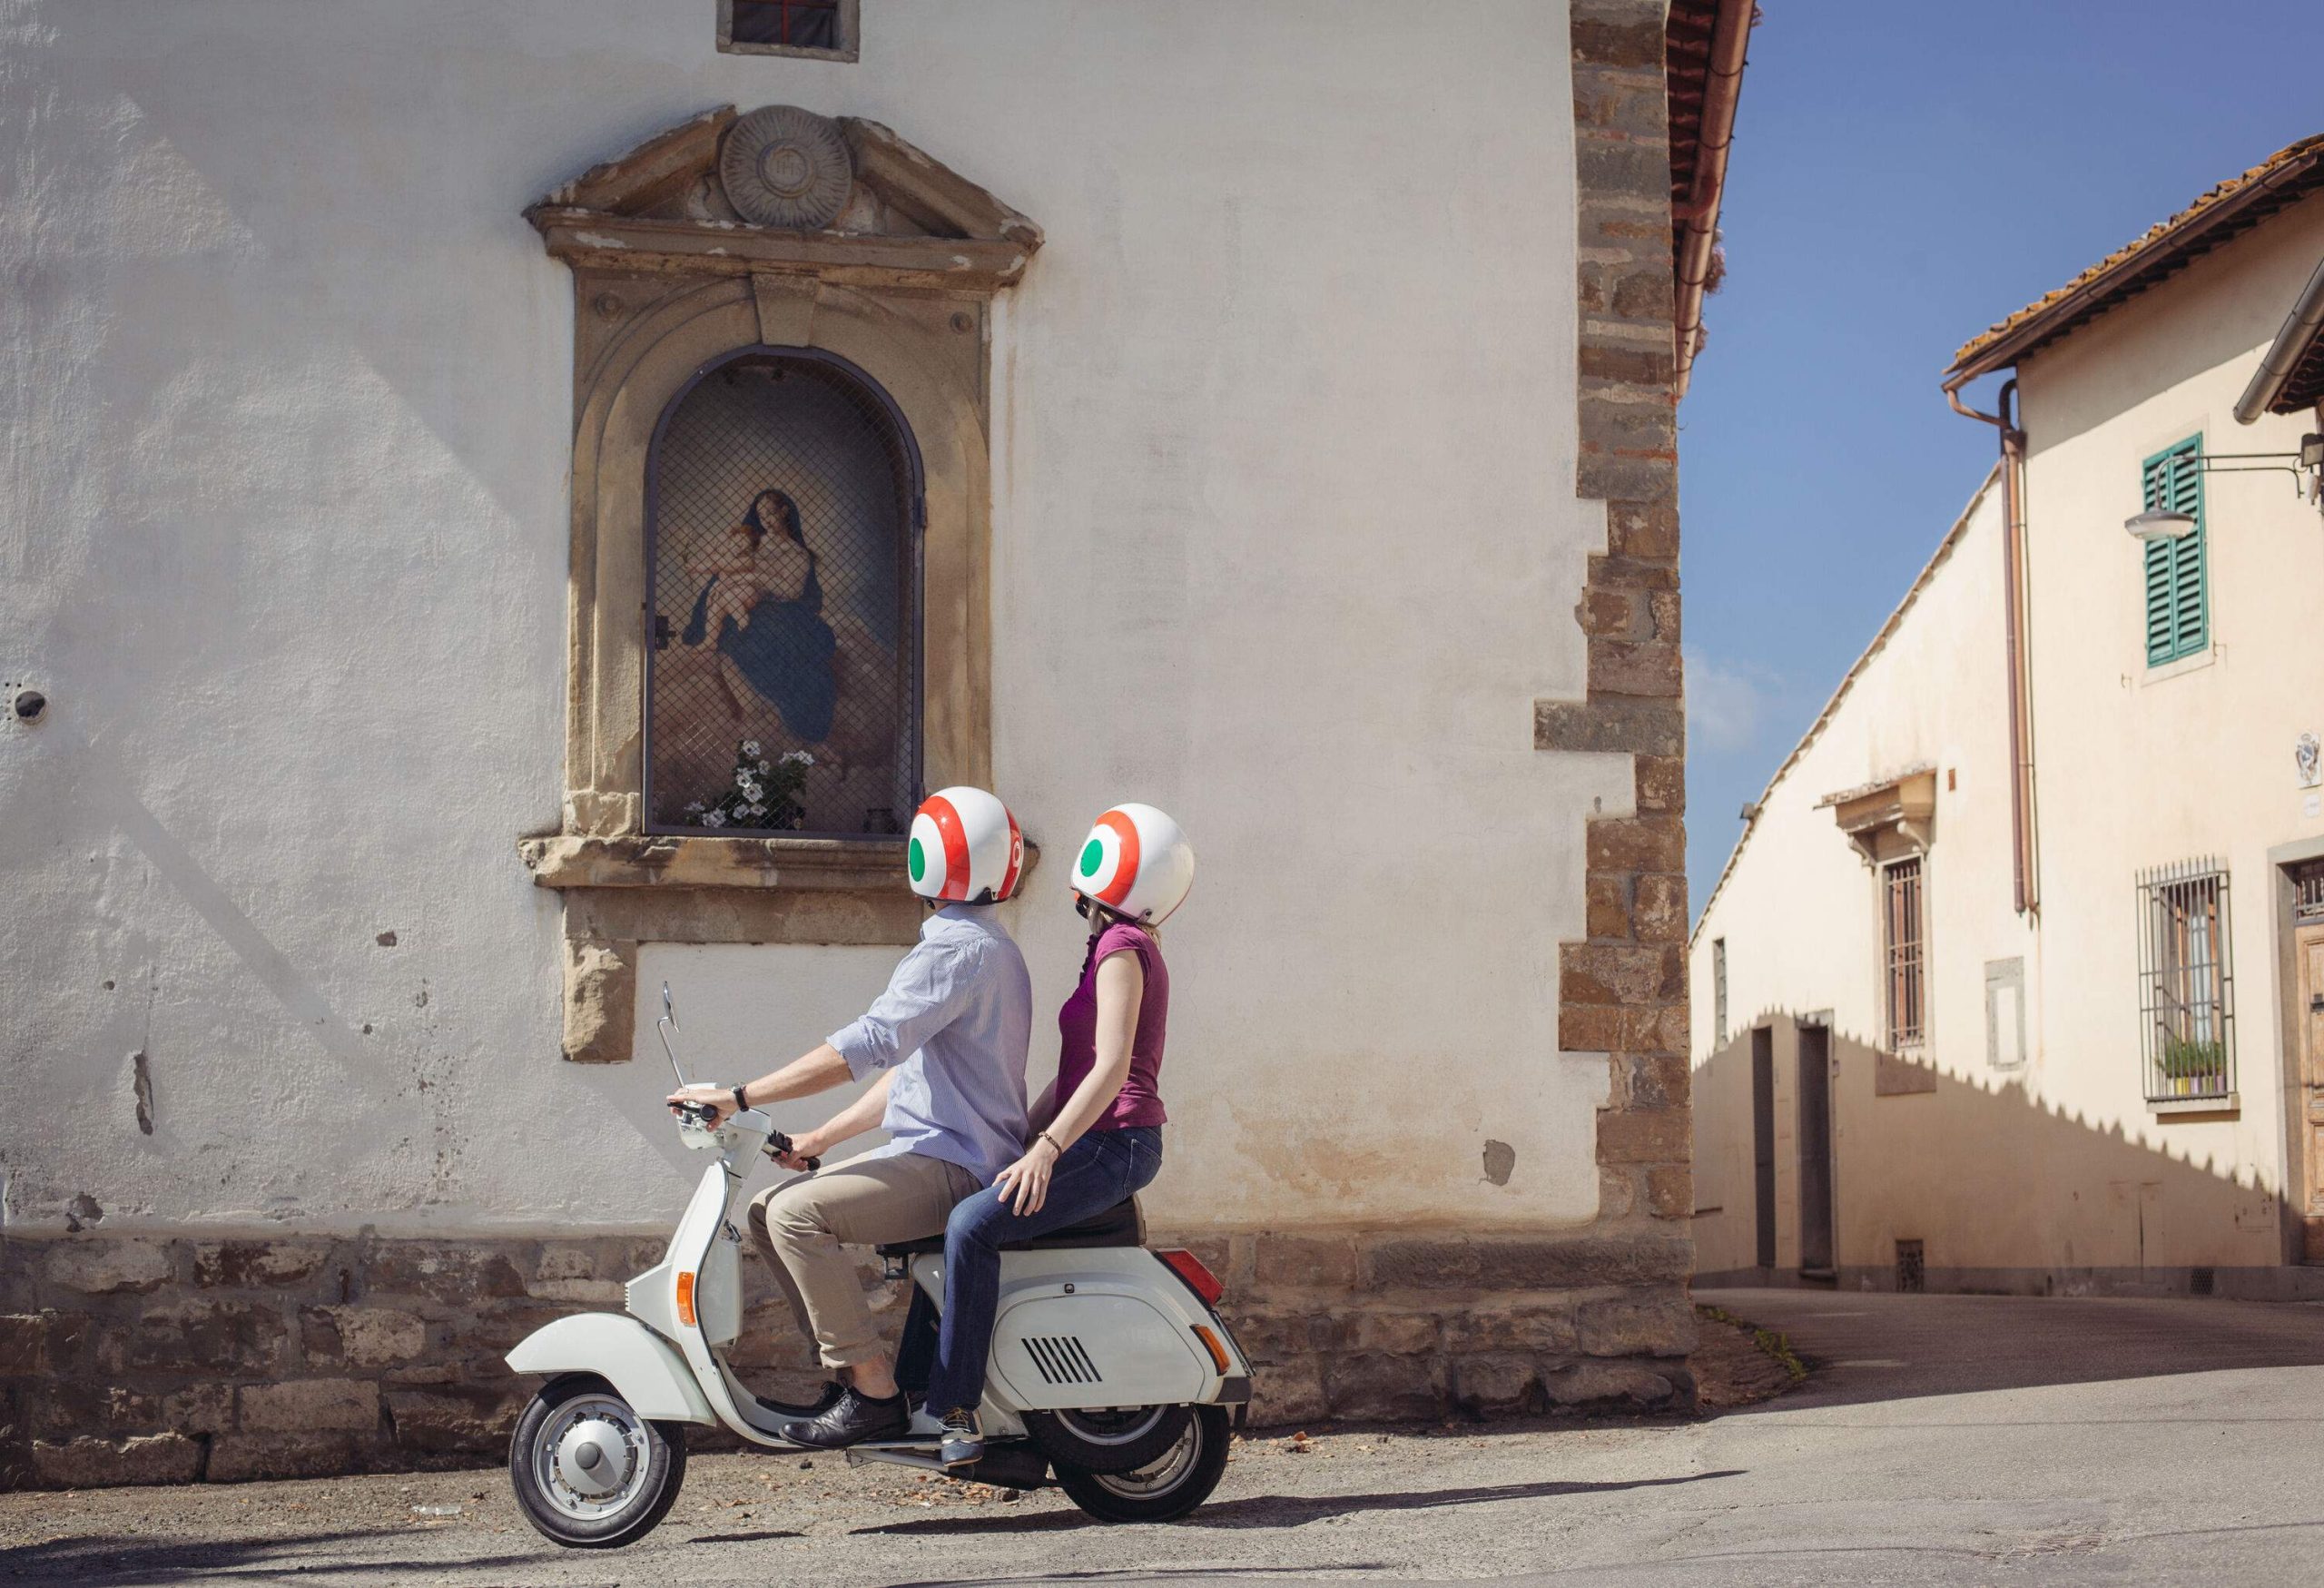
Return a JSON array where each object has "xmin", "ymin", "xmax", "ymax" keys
[{"xmin": 554, "ymin": 1415, "xmax": 635, "ymax": 1500}]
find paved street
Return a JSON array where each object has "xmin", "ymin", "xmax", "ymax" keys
[{"xmin": 7, "ymin": 1289, "xmax": 2324, "ymax": 1586}]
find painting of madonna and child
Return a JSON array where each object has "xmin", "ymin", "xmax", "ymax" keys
[{"xmin": 647, "ymin": 356, "xmax": 919, "ymax": 838}]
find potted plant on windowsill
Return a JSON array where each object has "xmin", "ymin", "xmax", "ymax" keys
[{"xmin": 2160, "ymin": 1035, "xmax": 2227, "ymax": 1099}]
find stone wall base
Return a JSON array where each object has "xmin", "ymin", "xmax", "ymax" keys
[{"xmin": 3, "ymin": 1229, "xmax": 1693, "ymax": 1489}]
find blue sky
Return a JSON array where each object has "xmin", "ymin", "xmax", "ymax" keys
[{"xmin": 1679, "ymin": 0, "xmax": 2321, "ymax": 909}]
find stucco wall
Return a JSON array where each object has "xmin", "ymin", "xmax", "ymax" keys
[
  {"xmin": 1689, "ymin": 189, "xmax": 2324, "ymax": 1289},
  {"xmin": 0, "ymin": 0, "xmax": 1618, "ymax": 1242}
]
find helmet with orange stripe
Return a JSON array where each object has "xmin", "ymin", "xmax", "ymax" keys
[
  {"xmin": 1069, "ymin": 803, "xmax": 1195, "ymax": 926},
  {"xmin": 907, "ymin": 786, "xmax": 1024, "ymax": 905}
]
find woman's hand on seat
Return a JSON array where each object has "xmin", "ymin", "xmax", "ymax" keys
[{"xmin": 994, "ymin": 1136, "xmax": 1061, "ymax": 1215}]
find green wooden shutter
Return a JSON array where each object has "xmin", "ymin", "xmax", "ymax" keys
[{"xmin": 2141, "ymin": 437, "xmax": 2208, "ymax": 666}]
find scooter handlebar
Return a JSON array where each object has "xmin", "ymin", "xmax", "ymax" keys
[
  {"xmin": 763, "ymin": 1128, "xmax": 822, "ymax": 1173},
  {"xmin": 668, "ymin": 1100, "xmax": 820, "ymax": 1169}
]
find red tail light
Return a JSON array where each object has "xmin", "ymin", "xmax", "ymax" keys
[{"xmin": 1157, "ymin": 1248, "xmax": 1224, "ymax": 1307}]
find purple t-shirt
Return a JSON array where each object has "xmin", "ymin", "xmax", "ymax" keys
[{"xmin": 1054, "ymin": 922, "xmax": 1168, "ymax": 1129}]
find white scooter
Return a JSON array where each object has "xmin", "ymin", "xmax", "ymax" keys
[{"xmin": 504, "ymin": 985, "xmax": 1253, "ymax": 1549}]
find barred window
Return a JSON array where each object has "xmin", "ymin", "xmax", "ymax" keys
[
  {"xmin": 2138, "ymin": 860, "xmax": 2235, "ymax": 1101},
  {"xmin": 645, "ymin": 350, "xmax": 920, "ymax": 838},
  {"xmin": 720, "ymin": 0, "xmax": 858, "ymax": 61},
  {"xmin": 1883, "ymin": 857, "xmax": 1925, "ymax": 1052}
]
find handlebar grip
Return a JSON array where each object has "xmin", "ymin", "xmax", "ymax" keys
[{"xmin": 763, "ymin": 1130, "xmax": 822, "ymax": 1172}]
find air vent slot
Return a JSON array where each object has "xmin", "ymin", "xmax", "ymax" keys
[
  {"xmin": 1895, "ymin": 1238, "xmax": 1925, "ymax": 1294},
  {"xmin": 1022, "ymin": 1335, "xmax": 1102, "ymax": 1386}
]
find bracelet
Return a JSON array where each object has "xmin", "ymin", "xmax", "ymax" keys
[
  {"xmin": 732, "ymin": 1086, "xmax": 751, "ymax": 1114},
  {"xmin": 1038, "ymin": 1130, "xmax": 1064, "ymax": 1155}
]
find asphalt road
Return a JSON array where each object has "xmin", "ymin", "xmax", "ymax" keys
[{"xmin": 7, "ymin": 1288, "xmax": 2324, "ymax": 1586}]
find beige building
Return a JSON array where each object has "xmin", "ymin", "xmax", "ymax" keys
[
  {"xmin": 1689, "ymin": 136, "xmax": 2324, "ymax": 1297},
  {"xmin": 0, "ymin": 2, "xmax": 1752, "ymax": 1485}
]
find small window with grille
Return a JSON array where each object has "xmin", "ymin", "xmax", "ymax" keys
[
  {"xmin": 645, "ymin": 350, "xmax": 920, "ymax": 839},
  {"xmin": 1882, "ymin": 856, "xmax": 1925, "ymax": 1053},
  {"xmin": 2138, "ymin": 860, "xmax": 2235, "ymax": 1102},
  {"xmin": 719, "ymin": 0, "xmax": 859, "ymax": 61}
]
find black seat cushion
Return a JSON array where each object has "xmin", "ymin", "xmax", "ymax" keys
[{"xmin": 874, "ymin": 1196, "xmax": 1145, "ymax": 1258}]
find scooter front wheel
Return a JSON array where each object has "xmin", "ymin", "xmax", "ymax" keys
[
  {"xmin": 1053, "ymin": 1404, "xmax": 1231, "ymax": 1524},
  {"xmin": 508, "ymin": 1374, "xmax": 688, "ymax": 1549}
]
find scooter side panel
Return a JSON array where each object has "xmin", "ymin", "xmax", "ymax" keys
[
  {"xmin": 506, "ymin": 1312, "xmax": 717, "ymax": 1425},
  {"xmin": 989, "ymin": 1291, "xmax": 1211, "ymax": 1410}
]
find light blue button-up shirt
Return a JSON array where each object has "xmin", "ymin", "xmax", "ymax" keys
[{"xmin": 827, "ymin": 904, "xmax": 1033, "ymax": 1186}]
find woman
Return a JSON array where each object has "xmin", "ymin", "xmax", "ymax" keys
[
  {"xmin": 684, "ymin": 488, "xmax": 838, "ymax": 743},
  {"xmin": 917, "ymin": 802, "xmax": 1196, "ymax": 1469}
]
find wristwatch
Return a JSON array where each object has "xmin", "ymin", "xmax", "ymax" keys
[{"xmin": 731, "ymin": 1085, "xmax": 751, "ymax": 1115}]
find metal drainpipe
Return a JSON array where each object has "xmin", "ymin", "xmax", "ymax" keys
[{"xmin": 1945, "ymin": 378, "xmax": 2039, "ymax": 915}]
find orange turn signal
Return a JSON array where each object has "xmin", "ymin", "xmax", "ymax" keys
[
  {"xmin": 1190, "ymin": 1324, "xmax": 1231, "ymax": 1375},
  {"xmin": 675, "ymin": 1271, "xmax": 697, "ymax": 1327}
]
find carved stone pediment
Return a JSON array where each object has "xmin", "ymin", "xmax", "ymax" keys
[{"xmin": 527, "ymin": 105, "xmax": 1043, "ymax": 291}]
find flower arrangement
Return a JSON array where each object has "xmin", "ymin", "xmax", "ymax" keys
[{"xmin": 684, "ymin": 739, "xmax": 813, "ymax": 832}]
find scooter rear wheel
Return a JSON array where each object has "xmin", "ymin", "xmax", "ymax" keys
[
  {"xmin": 509, "ymin": 1374, "xmax": 688, "ymax": 1549},
  {"xmin": 1053, "ymin": 1405, "xmax": 1231, "ymax": 1524}
]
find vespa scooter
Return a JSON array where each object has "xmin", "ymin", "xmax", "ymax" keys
[{"xmin": 504, "ymin": 985, "xmax": 1252, "ymax": 1548}]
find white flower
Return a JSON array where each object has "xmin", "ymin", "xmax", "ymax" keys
[
  {"xmin": 741, "ymin": 740, "xmax": 763, "ymax": 757},
  {"xmin": 683, "ymin": 801, "xmax": 705, "ymax": 814},
  {"xmin": 743, "ymin": 803, "xmax": 765, "ymax": 818},
  {"xmin": 738, "ymin": 778, "xmax": 763, "ymax": 800},
  {"xmin": 782, "ymin": 749, "xmax": 815, "ymax": 767},
  {"xmin": 702, "ymin": 810, "xmax": 727, "ymax": 828},
  {"xmin": 755, "ymin": 759, "xmax": 771, "ymax": 774}
]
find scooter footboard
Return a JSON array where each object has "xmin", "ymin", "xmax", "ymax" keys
[{"xmin": 507, "ymin": 1312, "xmax": 716, "ymax": 1425}]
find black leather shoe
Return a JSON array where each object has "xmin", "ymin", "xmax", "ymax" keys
[
  {"xmin": 753, "ymin": 1380, "xmax": 844, "ymax": 1420},
  {"xmin": 780, "ymin": 1386, "xmax": 910, "ymax": 1449}
]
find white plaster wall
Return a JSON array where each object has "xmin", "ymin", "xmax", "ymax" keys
[
  {"xmin": 0, "ymin": 0, "xmax": 1619, "ymax": 1236},
  {"xmin": 1689, "ymin": 190, "xmax": 2324, "ymax": 1277}
]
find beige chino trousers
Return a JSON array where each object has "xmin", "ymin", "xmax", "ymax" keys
[{"xmin": 746, "ymin": 1150, "xmax": 980, "ymax": 1369}]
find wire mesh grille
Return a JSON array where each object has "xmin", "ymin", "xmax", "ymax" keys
[
  {"xmin": 2136, "ymin": 859, "xmax": 2235, "ymax": 1102},
  {"xmin": 1883, "ymin": 857, "xmax": 1925, "ymax": 1051},
  {"xmin": 646, "ymin": 352, "xmax": 918, "ymax": 837}
]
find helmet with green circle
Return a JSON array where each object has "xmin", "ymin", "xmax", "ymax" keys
[
  {"xmin": 1070, "ymin": 803, "xmax": 1195, "ymax": 925},
  {"xmin": 908, "ymin": 786, "xmax": 1023, "ymax": 904}
]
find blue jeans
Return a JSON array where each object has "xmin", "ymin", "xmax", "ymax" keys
[{"xmin": 901, "ymin": 1126, "xmax": 1163, "ymax": 1415}]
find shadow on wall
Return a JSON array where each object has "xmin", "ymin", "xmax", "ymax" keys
[{"xmin": 1692, "ymin": 1010, "xmax": 2290, "ymax": 1293}]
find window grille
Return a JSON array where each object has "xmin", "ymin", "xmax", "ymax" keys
[
  {"xmin": 2136, "ymin": 859, "xmax": 2235, "ymax": 1102},
  {"xmin": 645, "ymin": 350, "xmax": 921, "ymax": 838},
  {"xmin": 1882, "ymin": 856, "xmax": 1925, "ymax": 1052},
  {"xmin": 720, "ymin": 0, "xmax": 857, "ymax": 59},
  {"xmin": 2294, "ymin": 860, "xmax": 2324, "ymax": 925},
  {"xmin": 2141, "ymin": 437, "xmax": 2209, "ymax": 666},
  {"xmin": 1713, "ymin": 938, "xmax": 1729, "ymax": 1048}
]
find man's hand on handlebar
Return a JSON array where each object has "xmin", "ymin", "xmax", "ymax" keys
[
  {"xmin": 666, "ymin": 1082, "xmax": 736, "ymax": 1126},
  {"xmin": 772, "ymin": 1127, "xmax": 828, "ymax": 1173}
]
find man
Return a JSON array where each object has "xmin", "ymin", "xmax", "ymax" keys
[{"xmin": 668, "ymin": 785, "xmax": 1031, "ymax": 1448}]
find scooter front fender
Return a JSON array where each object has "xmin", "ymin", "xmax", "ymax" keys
[{"xmin": 506, "ymin": 1312, "xmax": 715, "ymax": 1425}]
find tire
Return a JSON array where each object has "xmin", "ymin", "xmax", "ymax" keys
[
  {"xmin": 508, "ymin": 1374, "xmax": 688, "ymax": 1549},
  {"xmin": 1054, "ymin": 1405, "xmax": 1230, "ymax": 1524},
  {"xmin": 1022, "ymin": 1404, "xmax": 1193, "ymax": 1475}
]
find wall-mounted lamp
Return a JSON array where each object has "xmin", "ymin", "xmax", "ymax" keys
[{"xmin": 2124, "ymin": 508, "xmax": 2198, "ymax": 542}]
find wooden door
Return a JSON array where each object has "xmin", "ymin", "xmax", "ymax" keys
[{"xmin": 2300, "ymin": 926, "xmax": 2324, "ymax": 1262}]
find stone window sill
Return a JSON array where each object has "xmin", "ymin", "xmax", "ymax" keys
[
  {"xmin": 2137, "ymin": 645, "xmax": 2221, "ymax": 687},
  {"xmin": 2150, "ymin": 1092, "xmax": 2238, "ymax": 1119},
  {"xmin": 517, "ymin": 833, "xmax": 912, "ymax": 893}
]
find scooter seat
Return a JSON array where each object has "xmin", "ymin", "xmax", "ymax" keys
[{"xmin": 873, "ymin": 1196, "xmax": 1147, "ymax": 1258}]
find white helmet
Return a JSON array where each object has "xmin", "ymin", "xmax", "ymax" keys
[
  {"xmin": 909, "ymin": 786, "xmax": 1024, "ymax": 904},
  {"xmin": 1070, "ymin": 803, "xmax": 1196, "ymax": 925}
]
